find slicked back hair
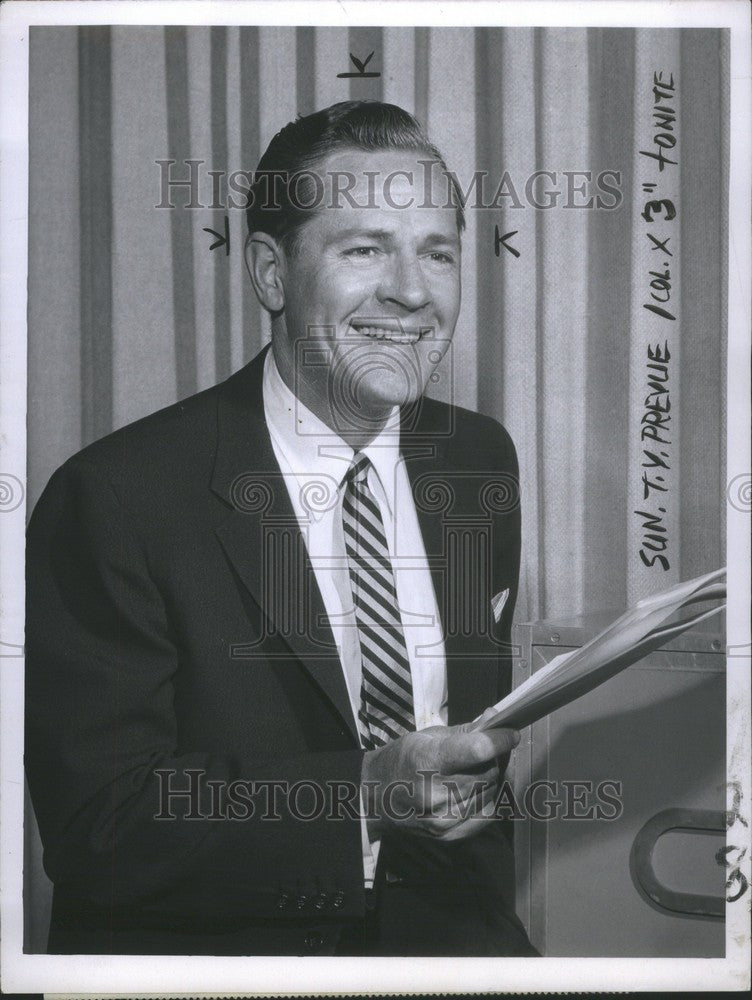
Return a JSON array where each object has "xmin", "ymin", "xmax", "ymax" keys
[{"xmin": 246, "ymin": 100, "xmax": 466, "ymax": 254}]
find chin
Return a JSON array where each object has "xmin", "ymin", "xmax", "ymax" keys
[
  {"xmin": 328, "ymin": 371, "xmax": 426, "ymax": 434},
  {"xmin": 362, "ymin": 372, "xmax": 428, "ymax": 408}
]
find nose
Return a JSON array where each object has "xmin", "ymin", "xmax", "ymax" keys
[{"xmin": 376, "ymin": 250, "xmax": 431, "ymax": 312}]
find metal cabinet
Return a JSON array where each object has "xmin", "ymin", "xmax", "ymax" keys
[{"xmin": 511, "ymin": 613, "xmax": 726, "ymax": 957}]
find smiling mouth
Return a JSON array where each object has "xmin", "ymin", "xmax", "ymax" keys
[{"xmin": 349, "ymin": 319, "xmax": 431, "ymax": 344}]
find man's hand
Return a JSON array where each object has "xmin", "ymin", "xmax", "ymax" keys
[{"xmin": 361, "ymin": 723, "xmax": 520, "ymax": 842}]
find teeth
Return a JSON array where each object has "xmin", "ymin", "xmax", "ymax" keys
[{"xmin": 353, "ymin": 326, "xmax": 421, "ymax": 343}]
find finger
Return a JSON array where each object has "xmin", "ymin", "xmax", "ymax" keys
[
  {"xmin": 439, "ymin": 727, "xmax": 520, "ymax": 773},
  {"xmin": 447, "ymin": 763, "xmax": 499, "ymax": 795},
  {"xmin": 459, "ymin": 706, "xmax": 498, "ymax": 733},
  {"xmin": 448, "ymin": 771, "xmax": 499, "ymax": 816},
  {"xmin": 432, "ymin": 769, "xmax": 497, "ymax": 820},
  {"xmin": 435, "ymin": 781, "xmax": 501, "ymax": 840}
]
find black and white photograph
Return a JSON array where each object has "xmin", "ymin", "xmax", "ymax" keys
[{"xmin": 1, "ymin": 0, "xmax": 749, "ymax": 993}]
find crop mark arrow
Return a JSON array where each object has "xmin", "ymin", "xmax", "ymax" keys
[
  {"xmin": 204, "ymin": 215, "xmax": 230, "ymax": 256},
  {"xmin": 494, "ymin": 225, "xmax": 520, "ymax": 258},
  {"xmin": 337, "ymin": 50, "xmax": 380, "ymax": 78}
]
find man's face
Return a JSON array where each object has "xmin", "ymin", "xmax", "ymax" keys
[{"xmin": 274, "ymin": 148, "xmax": 461, "ymax": 434}]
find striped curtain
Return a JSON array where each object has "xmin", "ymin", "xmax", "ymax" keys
[{"xmin": 25, "ymin": 25, "xmax": 728, "ymax": 950}]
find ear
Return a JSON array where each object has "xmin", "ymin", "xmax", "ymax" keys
[{"xmin": 244, "ymin": 232, "xmax": 285, "ymax": 313}]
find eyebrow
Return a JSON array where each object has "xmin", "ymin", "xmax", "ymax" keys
[
  {"xmin": 325, "ymin": 227, "xmax": 394, "ymax": 247},
  {"xmin": 325, "ymin": 227, "xmax": 461, "ymax": 249},
  {"xmin": 422, "ymin": 232, "xmax": 461, "ymax": 248}
]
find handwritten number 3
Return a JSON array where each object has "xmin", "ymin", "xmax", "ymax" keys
[
  {"xmin": 716, "ymin": 843, "xmax": 749, "ymax": 903},
  {"xmin": 641, "ymin": 198, "xmax": 676, "ymax": 223}
]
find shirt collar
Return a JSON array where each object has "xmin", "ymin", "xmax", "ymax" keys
[{"xmin": 263, "ymin": 348, "xmax": 402, "ymax": 522}]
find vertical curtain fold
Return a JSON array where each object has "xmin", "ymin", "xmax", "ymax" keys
[
  {"xmin": 413, "ymin": 28, "xmax": 430, "ymax": 128},
  {"xmin": 78, "ymin": 26, "xmax": 113, "ymax": 447},
  {"xmin": 296, "ymin": 27, "xmax": 316, "ymax": 118},
  {"xmin": 583, "ymin": 27, "xmax": 635, "ymax": 616},
  {"xmin": 537, "ymin": 28, "xmax": 590, "ymax": 618},
  {"xmin": 477, "ymin": 28, "xmax": 541, "ymax": 622},
  {"xmin": 383, "ymin": 27, "xmax": 415, "ymax": 113},
  {"xmin": 186, "ymin": 27, "xmax": 216, "ymax": 392},
  {"xmin": 111, "ymin": 26, "xmax": 176, "ymax": 429},
  {"xmin": 239, "ymin": 26, "xmax": 262, "ymax": 365},
  {"xmin": 679, "ymin": 29, "xmax": 728, "ymax": 584},
  {"xmin": 210, "ymin": 26, "xmax": 232, "ymax": 383},
  {"xmin": 226, "ymin": 27, "xmax": 245, "ymax": 374},
  {"xmin": 27, "ymin": 27, "xmax": 81, "ymax": 504},
  {"xmin": 165, "ymin": 26, "xmax": 198, "ymax": 400},
  {"xmin": 427, "ymin": 28, "xmax": 478, "ymax": 409}
]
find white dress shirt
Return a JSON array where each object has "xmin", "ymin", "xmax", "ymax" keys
[{"xmin": 262, "ymin": 348, "xmax": 448, "ymax": 884}]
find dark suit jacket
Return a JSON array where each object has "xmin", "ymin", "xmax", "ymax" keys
[{"xmin": 25, "ymin": 345, "xmax": 529, "ymax": 955}]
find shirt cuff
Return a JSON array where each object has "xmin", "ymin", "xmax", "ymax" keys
[{"xmin": 360, "ymin": 788, "xmax": 381, "ymax": 888}]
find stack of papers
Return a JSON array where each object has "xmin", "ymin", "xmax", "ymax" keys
[{"xmin": 473, "ymin": 567, "xmax": 726, "ymax": 732}]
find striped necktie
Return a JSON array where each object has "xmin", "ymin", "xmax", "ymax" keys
[{"xmin": 342, "ymin": 452, "xmax": 416, "ymax": 749}]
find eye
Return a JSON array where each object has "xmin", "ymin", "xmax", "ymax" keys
[
  {"xmin": 343, "ymin": 246, "xmax": 381, "ymax": 260},
  {"xmin": 426, "ymin": 251, "xmax": 455, "ymax": 265}
]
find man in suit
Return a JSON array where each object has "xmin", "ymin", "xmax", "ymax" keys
[{"xmin": 25, "ymin": 101, "xmax": 536, "ymax": 956}]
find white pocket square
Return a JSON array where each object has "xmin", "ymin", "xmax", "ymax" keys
[{"xmin": 491, "ymin": 588, "xmax": 510, "ymax": 623}]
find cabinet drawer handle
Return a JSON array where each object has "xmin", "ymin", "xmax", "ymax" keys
[{"xmin": 630, "ymin": 807, "xmax": 725, "ymax": 918}]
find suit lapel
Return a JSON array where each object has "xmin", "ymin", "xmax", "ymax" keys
[{"xmin": 210, "ymin": 348, "xmax": 358, "ymax": 742}]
